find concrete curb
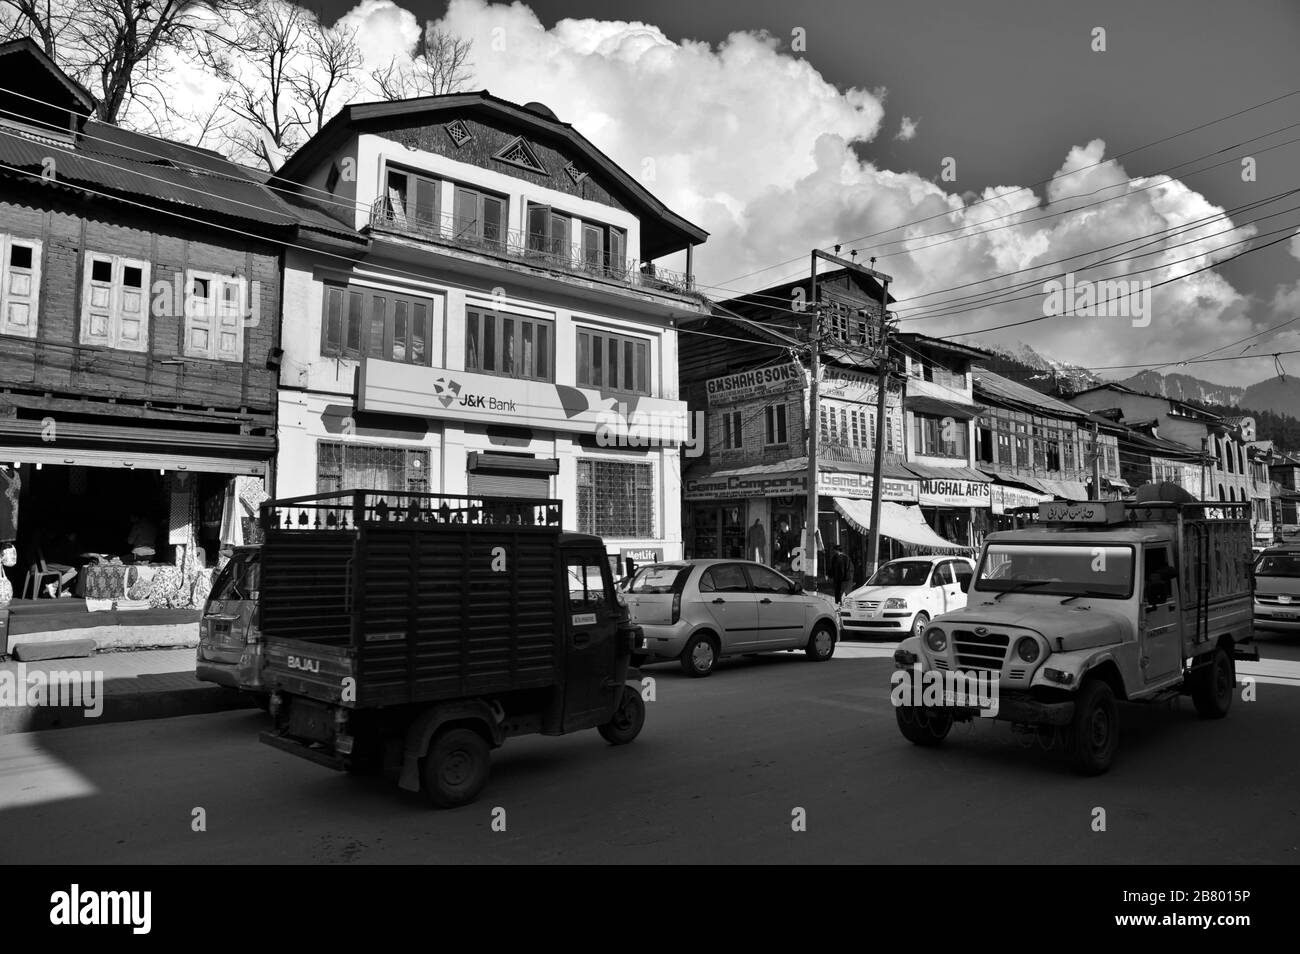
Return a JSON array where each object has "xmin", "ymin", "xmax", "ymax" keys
[{"xmin": 0, "ymin": 685, "xmax": 257, "ymax": 735}]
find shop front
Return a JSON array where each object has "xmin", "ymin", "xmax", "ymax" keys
[
  {"xmin": 0, "ymin": 420, "xmax": 273, "ymax": 610},
  {"xmin": 683, "ymin": 460, "xmax": 963, "ymax": 583},
  {"xmin": 903, "ymin": 464, "xmax": 993, "ymax": 551}
]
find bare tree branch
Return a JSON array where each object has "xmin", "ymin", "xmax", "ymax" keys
[{"xmin": 369, "ymin": 24, "xmax": 474, "ymax": 101}]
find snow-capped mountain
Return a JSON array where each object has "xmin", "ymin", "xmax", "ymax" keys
[
  {"xmin": 1118, "ymin": 370, "xmax": 1246, "ymax": 407},
  {"xmin": 980, "ymin": 344, "xmax": 1101, "ymax": 394}
]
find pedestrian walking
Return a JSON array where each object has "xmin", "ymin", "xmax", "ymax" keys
[{"xmin": 830, "ymin": 544, "xmax": 854, "ymax": 603}]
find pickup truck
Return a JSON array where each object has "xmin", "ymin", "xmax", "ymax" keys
[
  {"xmin": 257, "ymin": 491, "xmax": 645, "ymax": 808},
  {"xmin": 893, "ymin": 499, "xmax": 1257, "ymax": 774}
]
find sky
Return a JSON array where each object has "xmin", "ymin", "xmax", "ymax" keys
[{"xmin": 151, "ymin": 0, "xmax": 1300, "ymax": 386}]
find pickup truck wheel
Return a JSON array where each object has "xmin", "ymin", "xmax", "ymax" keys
[
  {"xmin": 1192, "ymin": 648, "xmax": 1234, "ymax": 719},
  {"xmin": 680, "ymin": 634, "xmax": 718, "ymax": 677},
  {"xmin": 896, "ymin": 705, "xmax": 952, "ymax": 746},
  {"xmin": 598, "ymin": 685, "xmax": 646, "ymax": 745},
  {"xmin": 805, "ymin": 623, "xmax": 836, "ymax": 661},
  {"xmin": 422, "ymin": 727, "xmax": 490, "ymax": 808},
  {"xmin": 910, "ymin": 612, "xmax": 930, "ymax": 640},
  {"xmin": 1067, "ymin": 680, "xmax": 1118, "ymax": 775}
]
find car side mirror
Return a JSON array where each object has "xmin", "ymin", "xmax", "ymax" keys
[
  {"xmin": 790, "ymin": 580, "xmax": 801, "ymax": 595},
  {"xmin": 959, "ymin": 579, "xmax": 969, "ymax": 593}
]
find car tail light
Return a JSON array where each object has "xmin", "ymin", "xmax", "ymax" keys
[{"xmin": 671, "ymin": 592, "xmax": 681, "ymax": 624}]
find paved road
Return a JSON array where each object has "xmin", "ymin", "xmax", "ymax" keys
[{"xmin": 3, "ymin": 647, "xmax": 1297, "ymax": 865}]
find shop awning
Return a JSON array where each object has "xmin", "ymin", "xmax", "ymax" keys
[
  {"xmin": 0, "ymin": 419, "xmax": 273, "ymax": 475},
  {"xmin": 833, "ymin": 497, "xmax": 967, "ymax": 551},
  {"xmin": 903, "ymin": 395, "xmax": 984, "ymax": 419},
  {"xmin": 903, "ymin": 462, "xmax": 992, "ymax": 483},
  {"xmin": 1036, "ymin": 478, "xmax": 1090, "ymax": 499},
  {"xmin": 978, "ymin": 468, "xmax": 1052, "ymax": 494}
]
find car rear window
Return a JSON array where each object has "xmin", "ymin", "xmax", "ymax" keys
[
  {"xmin": 629, "ymin": 563, "xmax": 689, "ymax": 594},
  {"xmin": 210, "ymin": 551, "xmax": 260, "ymax": 601}
]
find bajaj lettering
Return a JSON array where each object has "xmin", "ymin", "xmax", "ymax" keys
[{"xmin": 287, "ymin": 655, "xmax": 321, "ymax": 673}]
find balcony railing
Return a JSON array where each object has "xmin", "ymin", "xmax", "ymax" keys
[{"xmin": 369, "ymin": 199, "xmax": 699, "ymax": 298}]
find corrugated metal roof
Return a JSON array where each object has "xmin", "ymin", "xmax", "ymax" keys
[
  {"xmin": 973, "ymin": 369, "xmax": 1087, "ymax": 419},
  {"xmin": 0, "ymin": 123, "xmax": 362, "ymax": 240},
  {"xmin": 903, "ymin": 462, "xmax": 991, "ymax": 482}
]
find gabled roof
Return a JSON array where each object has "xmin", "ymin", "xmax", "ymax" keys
[
  {"xmin": 0, "ymin": 38, "xmax": 95, "ymax": 113},
  {"xmin": 1070, "ymin": 381, "xmax": 1221, "ymax": 422},
  {"xmin": 972, "ymin": 369, "xmax": 1087, "ymax": 420},
  {"xmin": 270, "ymin": 91, "xmax": 707, "ymax": 260}
]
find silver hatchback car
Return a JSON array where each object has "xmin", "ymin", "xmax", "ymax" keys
[{"xmin": 623, "ymin": 560, "xmax": 840, "ymax": 676}]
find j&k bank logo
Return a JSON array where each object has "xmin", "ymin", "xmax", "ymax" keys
[
  {"xmin": 431, "ymin": 377, "xmax": 462, "ymax": 409},
  {"xmin": 430, "ymin": 377, "xmax": 518, "ymax": 413}
]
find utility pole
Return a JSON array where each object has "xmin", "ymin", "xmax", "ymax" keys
[
  {"xmin": 1090, "ymin": 420, "xmax": 1102, "ymax": 500},
  {"xmin": 802, "ymin": 252, "xmax": 821, "ymax": 591},
  {"xmin": 803, "ymin": 250, "xmax": 894, "ymax": 592},
  {"xmin": 864, "ymin": 276, "xmax": 892, "ymax": 577}
]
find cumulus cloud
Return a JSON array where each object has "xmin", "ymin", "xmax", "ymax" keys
[{"xmin": 114, "ymin": 0, "xmax": 1286, "ymax": 384}]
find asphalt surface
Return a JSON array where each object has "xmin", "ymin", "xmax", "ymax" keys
[{"xmin": 3, "ymin": 644, "xmax": 1297, "ymax": 864}]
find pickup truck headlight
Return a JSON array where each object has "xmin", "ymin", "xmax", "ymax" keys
[
  {"xmin": 924, "ymin": 627, "xmax": 947, "ymax": 652},
  {"xmin": 1016, "ymin": 637, "xmax": 1040, "ymax": 663},
  {"xmin": 883, "ymin": 597, "xmax": 908, "ymax": 610}
]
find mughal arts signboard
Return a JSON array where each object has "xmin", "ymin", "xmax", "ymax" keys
[
  {"xmin": 918, "ymin": 477, "xmax": 992, "ymax": 508},
  {"xmin": 683, "ymin": 469, "xmax": 919, "ymax": 502},
  {"xmin": 705, "ymin": 362, "xmax": 804, "ymax": 406}
]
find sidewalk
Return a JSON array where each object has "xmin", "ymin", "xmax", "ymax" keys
[{"xmin": 0, "ymin": 646, "xmax": 254, "ymax": 734}]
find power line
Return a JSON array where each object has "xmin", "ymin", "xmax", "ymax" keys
[
  {"xmin": 925, "ymin": 224, "xmax": 1299, "ymax": 336},
  {"xmin": 709, "ymin": 85, "xmax": 1300, "ymax": 290},
  {"xmin": 896, "ymin": 198, "xmax": 1300, "ymax": 323}
]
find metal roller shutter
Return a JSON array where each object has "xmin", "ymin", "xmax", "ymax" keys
[{"xmin": 468, "ymin": 470, "xmax": 551, "ymax": 498}]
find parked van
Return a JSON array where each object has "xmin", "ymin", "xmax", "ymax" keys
[{"xmin": 195, "ymin": 545, "xmax": 268, "ymax": 708}]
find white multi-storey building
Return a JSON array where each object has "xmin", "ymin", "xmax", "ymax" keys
[{"xmin": 268, "ymin": 93, "xmax": 708, "ymax": 565}]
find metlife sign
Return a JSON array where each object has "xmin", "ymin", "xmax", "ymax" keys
[{"xmin": 705, "ymin": 362, "xmax": 805, "ymax": 406}]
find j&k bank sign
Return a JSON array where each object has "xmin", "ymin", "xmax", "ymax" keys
[{"xmin": 359, "ymin": 359, "xmax": 691, "ymax": 444}]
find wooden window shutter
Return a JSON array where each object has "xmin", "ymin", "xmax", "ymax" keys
[{"xmin": 0, "ymin": 237, "xmax": 41, "ymax": 339}]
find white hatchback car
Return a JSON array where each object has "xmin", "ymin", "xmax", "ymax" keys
[{"xmin": 839, "ymin": 555, "xmax": 975, "ymax": 640}]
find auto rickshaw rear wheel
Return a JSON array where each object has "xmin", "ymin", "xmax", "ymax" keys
[
  {"xmin": 422, "ymin": 726, "xmax": 491, "ymax": 808},
  {"xmin": 598, "ymin": 685, "xmax": 646, "ymax": 745}
]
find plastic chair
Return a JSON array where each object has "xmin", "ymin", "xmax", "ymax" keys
[{"xmin": 23, "ymin": 556, "xmax": 62, "ymax": 599}]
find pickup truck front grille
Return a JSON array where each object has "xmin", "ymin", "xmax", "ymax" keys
[{"xmin": 952, "ymin": 630, "xmax": 1010, "ymax": 671}]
